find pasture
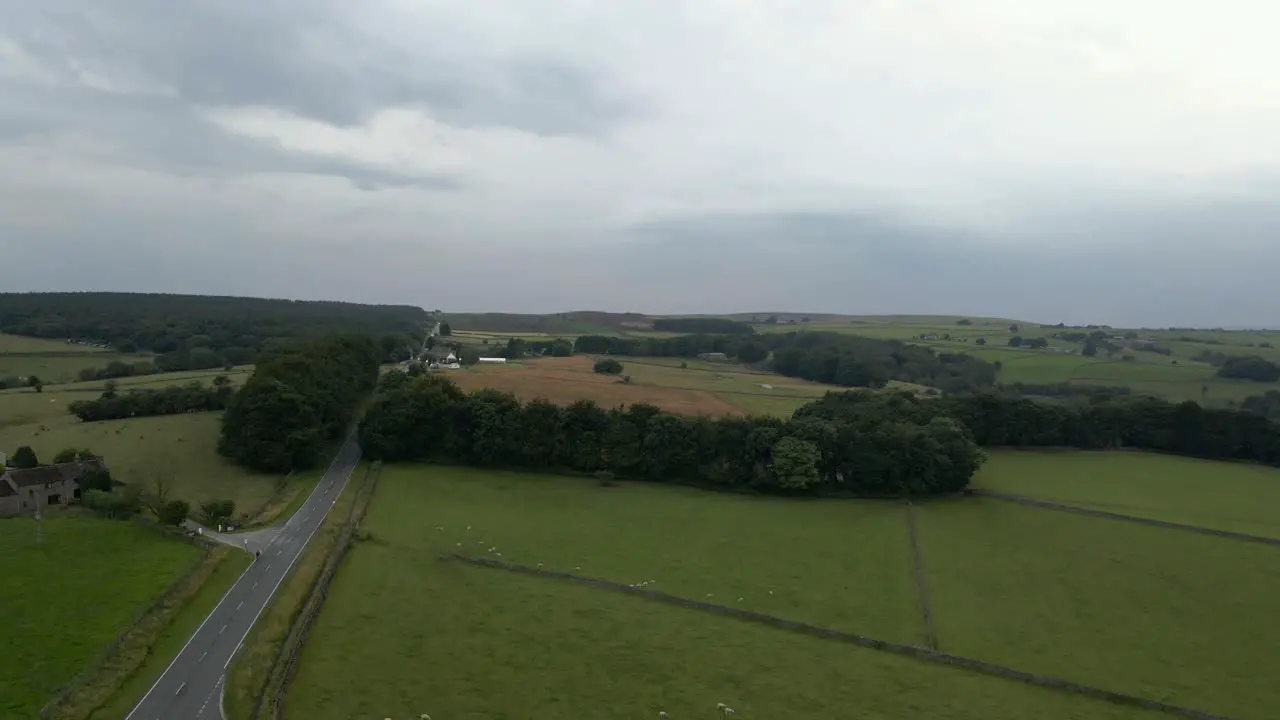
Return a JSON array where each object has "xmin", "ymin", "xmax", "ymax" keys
[
  {"xmin": 0, "ymin": 332, "xmax": 153, "ymax": 385},
  {"xmin": 916, "ymin": 497, "xmax": 1280, "ymax": 719},
  {"xmin": 0, "ymin": 367, "xmax": 287, "ymax": 517},
  {"xmin": 0, "ymin": 515, "xmax": 203, "ymax": 718},
  {"xmin": 283, "ymin": 464, "xmax": 1171, "ymax": 720},
  {"xmin": 973, "ymin": 449, "xmax": 1280, "ymax": 538}
]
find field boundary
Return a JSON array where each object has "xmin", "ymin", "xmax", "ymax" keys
[
  {"xmin": 904, "ymin": 500, "xmax": 938, "ymax": 650},
  {"xmin": 974, "ymin": 490, "xmax": 1280, "ymax": 547},
  {"xmin": 250, "ymin": 461, "xmax": 382, "ymax": 720},
  {"xmin": 38, "ymin": 533, "xmax": 223, "ymax": 720},
  {"xmin": 444, "ymin": 554, "xmax": 1239, "ymax": 720}
]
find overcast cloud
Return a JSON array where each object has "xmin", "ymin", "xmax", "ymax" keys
[{"xmin": 2, "ymin": 0, "xmax": 1279, "ymax": 327}]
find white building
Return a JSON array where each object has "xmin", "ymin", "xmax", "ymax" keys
[{"xmin": 478, "ymin": 357, "xmax": 507, "ymax": 363}]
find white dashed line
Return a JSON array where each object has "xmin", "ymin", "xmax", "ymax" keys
[
  {"xmin": 175, "ymin": 682, "xmax": 186, "ymax": 696},
  {"xmin": 236, "ymin": 601, "xmax": 243, "ymax": 610},
  {"xmin": 219, "ymin": 624, "xmax": 227, "ymax": 635},
  {"xmin": 198, "ymin": 651, "xmax": 206, "ymax": 663}
]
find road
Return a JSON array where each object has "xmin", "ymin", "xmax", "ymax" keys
[{"xmin": 125, "ymin": 436, "xmax": 363, "ymax": 720}]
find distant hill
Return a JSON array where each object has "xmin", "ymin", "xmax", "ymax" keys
[{"xmin": 441, "ymin": 311, "xmax": 653, "ymax": 335}]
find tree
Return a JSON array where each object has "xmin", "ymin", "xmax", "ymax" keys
[
  {"xmin": 439, "ymin": 322, "xmax": 453, "ymax": 336},
  {"xmin": 53, "ymin": 447, "xmax": 97, "ymax": 464},
  {"xmin": 157, "ymin": 499, "xmax": 191, "ymax": 526},
  {"xmin": 737, "ymin": 341, "xmax": 769, "ymax": 363},
  {"xmin": 80, "ymin": 468, "xmax": 114, "ymax": 493},
  {"xmin": 765, "ymin": 315, "xmax": 779, "ymax": 324},
  {"xmin": 771, "ymin": 436, "xmax": 820, "ymax": 490},
  {"xmin": 1008, "ymin": 336, "xmax": 1023, "ymax": 348},
  {"xmin": 956, "ymin": 319, "xmax": 973, "ymax": 326},
  {"xmin": 199, "ymin": 499, "xmax": 236, "ymax": 527},
  {"xmin": 459, "ymin": 347, "xmax": 481, "ymax": 366},
  {"xmin": 102, "ymin": 379, "xmax": 119, "ymax": 399},
  {"xmin": 140, "ymin": 470, "xmax": 174, "ymax": 517},
  {"xmin": 28, "ymin": 375, "xmax": 43, "ymax": 393},
  {"xmin": 975, "ymin": 338, "xmax": 987, "ymax": 346},
  {"xmin": 12, "ymin": 446, "xmax": 39, "ymax": 469},
  {"xmin": 801, "ymin": 317, "xmax": 811, "ymax": 323},
  {"xmin": 426, "ymin": 335, "xmax": 437, "ymax": 350},
  {"xmin": 1082, "ymin": 341, "xmax": 1098, "ymax": 357},
  {"xmin": 593, "ymin": 358, "xmax": 624, "ymax": 375},
  {"xmin": 213, "ymin": 374, "xmax": 231, "ymax": 389}
]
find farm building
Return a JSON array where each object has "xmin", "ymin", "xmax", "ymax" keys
[
  {"xmin": 478, "ymin": 357, "xmax": 507, "ymax": 364},
  {"xmin": 0, "ymin": 456, "xmax": 109, "ymax": 518},
  {"xmin": 697, "ymin": 352, "xmax": 729, "ymax": 362}
]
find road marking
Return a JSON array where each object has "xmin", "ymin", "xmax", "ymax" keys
[
  {"xmin": 219, "ymin": 624, "xmax": 227, "ymax": 635},
  {"xmin": 266, "ymin": 563, "xmax": 272, "ymax": 571},
  {"xmin": 198, "ymin": 651, "xmax": 206, "ymax": 663},
  {"xmin": 252, "ymin": 581, "xmax": 258, "ymax": 589},
  {"xmin": 175, "ymin": 682, "xmax": 186, "ymax": 696},
  {"xmin": 198, "ymin": 678, "xmax": 222, "ymax": 717},
  {"xmin": 236, "ymin": 601, "xmax": 243, "ymax": 610},
  {"xmin": 126, "ymin": 435, "xmax": 358, "ymax": 719},
  {"xmin": 223, "ymin": 450, "xmax": 359, "ymax": 670}
]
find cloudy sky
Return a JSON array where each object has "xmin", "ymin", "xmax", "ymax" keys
[{"xmin": 2, "ymin": 1, "xmax": 1278, "ymax": 327}]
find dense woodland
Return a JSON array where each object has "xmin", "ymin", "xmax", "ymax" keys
[
  {"xmin": 649, "ymin": 318, "xmax": 755, "ymax": 334},
  {"xmin": 574, "ymin": 331, "xmax": 998, "ymax": 392},
  {"xmin": 68, "ymin": 378, "xmax": 234, "ymax": 421},
  {"xmin": 218, "ymin": 334, "xmax": 380, "ymax": 472},
  {"xmin": 359, "ymin": 374, "xmax": 982, "ymax": 496},
  {"xmin": 0, "ymin": 292, "xmax": 427, "ymax": 368}
]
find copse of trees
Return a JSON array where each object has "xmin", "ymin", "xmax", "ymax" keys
[
  {"xmin": 768, "ymin": 332, "xmax": 996, "ymax": 391},
  {"xmin": 593, "ymin": 358, "xmax": 624, "ymax": 374},
  {"xmin": 67, "ymin": 378, "xmax": 235, "ymax": 421},
  {"xmin": 650, "ymin": 318, "xmax": 755, "ymax": 335},
  {"xmin": 1217, "ymin": 356, "xmax": 1280, "ymax": 382},
  {"xmin": 1242, "ymin": 390, "xmax": 1280, "ymax": 421},
  {"xmin": 358, "ymin": 376, "xmax": 984, "ymax": 496},
  {"xmin": 78, "ymin": 360, "xmax": 163, "ymax": 382},
  {"xmin": 218, "ymin": 334, "xmax": 380, "ymax": 472},
  {"xmin": 0, "ymin": 292, "xmax": 426, "ymax": 356}
]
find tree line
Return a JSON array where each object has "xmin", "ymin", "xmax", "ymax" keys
[
  {"xmin": 218, "ymin": 334, "xmax": 380, "ymax": 472},
  {"xmin": 650, "ymin": 318, "xmax": 755, "ymax": 334},
  {"xmin": 67, "ymin": 377, "xmax": 234, "ymax": 421},
  {"xmin": 573, "ymin": 331, "xmax": 998, "ymax": 392},
  {"xmin": 358, "ymin": 375, "xmax": 983, "ymax": 496},
  {"xmin": 0, "ymin": 292, "xmax": 427, "ymax": 359}
]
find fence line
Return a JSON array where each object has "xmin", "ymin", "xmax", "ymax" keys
[
  {"xmin": 904, "ymin": 500, "xmax": 938, "ymax": 650},
  {"xmin": 251, "ymin": 461, "xmax": 382, "ymax": 720},
  {"xmin": 445, "ymin": 554, "xmax": 1239, "ymax": 720},
  {"xmin": 39, "ymin": 529, "xmax": 219, "ymax": 719},
  {"xmin": 973, "ymin": 490, "xmax": 1280, "ymax": 547}
]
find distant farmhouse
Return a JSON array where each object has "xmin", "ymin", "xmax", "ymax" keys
[
  {"xmin": 697, "ymin": 352, "xmax": 729, "ymax": 362},
  {"xmin": 0, "ymin": 453, "xmax": 109, "ymax": 518}
]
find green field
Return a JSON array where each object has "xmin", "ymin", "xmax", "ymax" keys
[
  {"xmin": 916, "ymin": 497, "xmax": 1280, "ymax": 719},
  {"xmin": 0, "ymin": 367, "xmax": 281, "ymax": 516},
  {"xmin": 973, "ymin": 449, "xmax": 1280, "ymax": 538},
  {"xmin": 0, "ymin": 515, "xmax": 204, "ymax": 718},
  {"xmin": 278, "ymin": 456, "xmax": 1277, "ymax": 719},
  {"xmin": 0, "ymin": 332, "xmax": 154, "ymax": 385}
]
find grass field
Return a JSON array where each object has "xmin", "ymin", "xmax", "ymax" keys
[
  {"xmin": 0, "ymin": 515, "xmax": 204, "ymax": 718},
  {"xmin": 0, "ymin": 366, "xmax": 289, "ymax": 515},
  {"xmin": 282, "ymin": 464, "xmax": 1167, "ymax": 720},
  {"xmin": 973, "ymin": 449, "xmax": 1280, "ymax": 538},
  {"xmin": 0, "ymin": 332, "xmax": 153, "ymax": 385},
  {"xmin": 916, "ymin": 497, "xmax": 1280, "ymax": 719}
]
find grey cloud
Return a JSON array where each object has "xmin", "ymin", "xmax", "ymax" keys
[{"xmin": 5, "ymin": 0, "xmax": 640, "ymax": 137}]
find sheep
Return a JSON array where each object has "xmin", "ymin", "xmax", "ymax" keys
[
  {"xmin": 724, "ymin": 709, "xmax": 735, "ymax": 716},
  {"xmin": 659, "ymin": 712, "xmax": 668, "ymax": 718},
  {"xmin": 717, "ymin": 703, "xmax": 726, "ymax": 710}
]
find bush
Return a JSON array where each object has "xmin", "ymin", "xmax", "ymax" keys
[
  {"xmin": 593, "ymin": 358, "xmax": 624, "ymax": 375},
  {"xmin": 199, "ymin": 499, "xmax": 236, "ymax": 527},
  {"xmin": 12, "ymin": 446, "xmax": 39, "ymax": 469},
  {"xmin": 158, "ymin": 499, "xmax": 191, "ymax": 526}
]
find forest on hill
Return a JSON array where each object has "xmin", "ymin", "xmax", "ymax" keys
[{"xmin": 0, "ymin": 292, "xmax": 427, "ymax": 370}]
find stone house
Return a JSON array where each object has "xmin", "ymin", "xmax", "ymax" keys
[{"xmin": 0, "ymin": 457, "xmax": 108, "ymax": 518}]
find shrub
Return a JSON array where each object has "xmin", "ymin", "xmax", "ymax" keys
[{"xmin": 593, "ymin": 358, "xmax": 624, "ymax": 375}]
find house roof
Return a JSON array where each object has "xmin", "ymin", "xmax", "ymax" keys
[
  {"xmin": 0, "ymin": 481, "xmax": 15, "ymax": 497},
  {"xmin": 5, "ymin": 459, "xmax": 105, "ymax": 488}
]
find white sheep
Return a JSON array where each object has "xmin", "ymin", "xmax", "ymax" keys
[
  {"xmin": 717, "ymin": 703, "xmax": 726, "ymax": 710},
  {"xmin": 724, "ymin": 709, "xmax": 735, "ymax": 716},
  {"xmin": 659, "ymin": 712, "xmax": 668, "ymax": 718}
]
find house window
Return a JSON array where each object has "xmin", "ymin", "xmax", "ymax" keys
[
  {"xmin": 48, "ymin": 494, "xmax": 61, "ymax": 505},
  {"xmin": 74, "ymin": 489, "xmax": 82, "ymax": 499}
]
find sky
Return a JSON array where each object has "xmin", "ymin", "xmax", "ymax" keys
[{"xmin": 2, "ymin": 0, "xmax": 1279, "ymax": 328}]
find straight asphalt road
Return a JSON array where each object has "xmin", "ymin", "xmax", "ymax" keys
[{"xmin": 125, "ymin": 436, "xmax": 363, "ymax": 720}]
